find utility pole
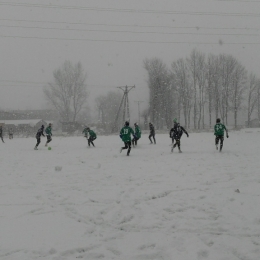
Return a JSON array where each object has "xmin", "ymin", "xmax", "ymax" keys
[
  {"xmin": 112, "ymin": 85, "xmax": 135, "ymax": 132},
  {"xmin": 134, "ymin": 100, "xmax": 144, "ymax": 125}
]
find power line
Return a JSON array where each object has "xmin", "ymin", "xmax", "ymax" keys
[
  {"xmin": 0, "ymin": 18, "xmax": 260, "ymax": 31},
  {"xmin": 1, "ymin": 24, "xmax": 260, "ymax": 37},
  {"xmin": 0, "ymin": 80, "xmax": 117, "ymax": 88},
  {"xmin": 1, "ymin": 34, "xmax": 260, "ymax": 44},
  {"xmin": 217, "ymin": 0, "xmax": 260, "ymax": 2},
  {"xmin": 1, "ymin": 2, "xmax": 260, "ymax": 17},
  {"xmin": 0, "ymin": 79, "xmax": 46, "ymax": 85}
]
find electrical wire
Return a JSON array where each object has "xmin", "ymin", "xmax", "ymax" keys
[
  {"xmin": 216, "ymin": 0, "xmax": 260, "ymax": 2},
  {"xmin": 1, "ymin": 24, "xmax": 260, "ymax": 37},
  {"xmin": 0, "ymin": 25, "xmax": 260, "ymax": 36},
  {"xmin": 0, "ymin": 80, "xmax": 117, "ymax": 88},
  {"xmin": 0, "ymin": 2, "xmax": 260, "ymax": 17},
  {"xmin": 1, "ymin": 34, "xmax": 260, "ymax": 44},
  {"xmin": 0, "ymin": 18, "xmax": 259, "ymax": 31}
]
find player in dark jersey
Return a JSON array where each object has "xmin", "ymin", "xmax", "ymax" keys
[
  {"xmin": 34, "ymin": 125, "xmax": 45, "ymax": 150},
  {"xmin": 170, "ymin": 118, "xmax": 189, "ymax": 153},
  {"xmin": 148, "ymin": 122, "xmax": 156, "ymax": 144},
  {"xmin": 0, "ymin": 125, "xmax": 4, "ymax": 143},
  {"xmin": 45, "ymin": 123, "xmax": 52, "ymax": 147}
]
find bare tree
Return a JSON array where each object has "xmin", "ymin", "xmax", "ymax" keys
[
  {"xmin": 229, "ymin": 62, "xmax": 247, "ymax": 128},
  {"xmin": 95, "ymin": 91, "xmax": 122, "ymax": 133},
  {"xmin": 143, "ymin": 58, "xmax": 173, "ymax": 129},
  {"xmin": 195, "ymin": 52, "xmax": 206, "ymax": 129},
  {"xmin": 141, "ymin": 108, "xmax": 149, "ymax": 130},
  {"xmin": 258, "ymin": 83, "xmax": 260, "ymax": 122},
  {"xmin": 211, "ymin": 56, "xmax": 221, "ymax": 123},
  {"xmin": 171, "ymin": 58, "xmax": 192, "ymax": 128},
  {"xmin": 218, "ymin": 54, "xmax": 237, "ymax": 125},
  {"xmin": 44, "ymin": 61, "xmax": 88, "ymax": 122},
  {"xmin": 187, "ymin": 49, "xmax": 202, "ymax": 129},
  {"xmin": 162, "ymin": 73, "xmax": 175, "ymax": 129},
  {"xmin": 206, "ymin": 54, "xmax": 218, "ymax": 128},
  {"xmin": 247, "ymin": 74, "xmax": 259, "ymax": 126},
  {"xmin": 96, "ymin": 95, "xmax": 106, "ymax": 128}
]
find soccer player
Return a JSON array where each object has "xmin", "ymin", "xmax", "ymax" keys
[
  {"xmin": 170, "ymin": 118, "xmax": 189, "ymax": 153},
  {"xmin": 8, "ymin": 128, "xmax": 13, "ymax": 139},
  {"xmin": 34, "ymin": 125, "xmax": 45, "ymax": 150},
  {"xmin": 169, "ymin": 118, "xmax": 178, "ymax": 144},
  {"xmin": 0, "ymin": 125, "xmax": 4, "ymax": 143},
  {"xmin": 82, "ymin": 126, "xmax": 89, "ymax": 140},
  {"xmin": 132, "ymin": 122, "xmax": 141, "ymax": 146},
  {"xmin": 214, "ymin": 118, "xmax": 229, "ymax": 152},
  {"xmin": 86, "ymin": 127, "xmax": 97, "ymax": 147},
  {"xmin": 148, "ymin": 122, "xmax": 156, "ymax": 144},
  {"xmin": 120, "ymin": 121, "xmax": 135, "ymax": 156},
  {"xmin": 45, "ymin": 123, "xmax": 52, "ymax": 147}
]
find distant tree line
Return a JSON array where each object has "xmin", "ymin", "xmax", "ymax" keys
[
  {"xmin": 43, "ymin": 54, "xmax": 260, "ymax": 133},
  {"xmin": 144, "ymin": 49, "xmax": 260, "ymax": 129}
]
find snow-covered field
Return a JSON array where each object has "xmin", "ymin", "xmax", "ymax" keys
[{"xmin": 0, "ymin": 130, "xmax": 260, "ymax": 260}]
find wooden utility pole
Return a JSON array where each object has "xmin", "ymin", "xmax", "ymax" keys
[
  {"xmin": 112, "ymin": 85, "xmax": 135, "ymax": 132},
  {"xmin": 134, "ymin": 101, "xmax": 144, "ymax": 125}
]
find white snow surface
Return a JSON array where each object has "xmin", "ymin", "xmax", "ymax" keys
[{"xmin": 0, "ymin": 130, "xmax": 260, "ymax": 260}]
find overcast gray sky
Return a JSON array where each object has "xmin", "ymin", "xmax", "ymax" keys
[{"xmin": 1, "ymin": 0, "xmax": 260, "ymax": 119}]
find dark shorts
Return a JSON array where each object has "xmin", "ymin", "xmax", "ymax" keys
[
  {"xmin": 215, "ymin": 135, "xmax": 224, "ymax": 143},
  {"xmin": 89, "ymin": 136, "xmax": 96, "ymax": 141}
]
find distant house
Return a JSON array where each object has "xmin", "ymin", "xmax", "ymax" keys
[
  {"xmin": 245, "ymin": 118, "xmax": 260, "ymax": 128},
  {"xmin": 61, "ymin": 122, "xmax": 83, "ymax": 133},
  {"xmin": 0, "ymin": 110, "xmax": 58, "ymax": 121},
  {"xmin": 0, "ymin": 119, "xmax": 48, "ymax": 136}
]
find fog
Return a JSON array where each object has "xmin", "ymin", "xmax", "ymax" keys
[{"xmin": 1, "ymin": 0, "xmax": 259, "ymax": 123}]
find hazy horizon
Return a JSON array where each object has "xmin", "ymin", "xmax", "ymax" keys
[{"xmin": 1, "ymin": 0, "xmax": 260, "ymax": 123}]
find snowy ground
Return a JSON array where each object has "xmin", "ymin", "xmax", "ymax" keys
[{"xmin": 0, "ymin": 130, "xmax": 260, "ymax": 260}]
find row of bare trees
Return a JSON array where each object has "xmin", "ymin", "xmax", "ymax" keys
[
  {"xmin": 144, "ymin": 49, "xmax": 260, "ymax": 129},
  {"xmin": 44, "ymin": 57, "xmax": 260, "ymax": 132}
]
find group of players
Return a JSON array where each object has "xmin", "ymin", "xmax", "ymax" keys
[
  {"xmin": 118, "ymin": 119, "xmax": 188, "ymax": 156},
  {"xmin": 34, "ymin": 123, "xmax": 53, "ymax": 150},
  {"xmin": 118, "ymin": 117, "xmax": 228, "ymax": 156},
  {"xmin": 33, "ymin": 124, "xmax": 98, "ymax": 150},
  {"xmin": 0, "ymin": 118, "xmax": 229, "ymax": 156},
  {"xmin": 0, "ymin": 118, "xmax": 229, "ymax": 155},
  {"xmin": 34, "ymin": 124, "xmax": 98, "ymax": 150}
]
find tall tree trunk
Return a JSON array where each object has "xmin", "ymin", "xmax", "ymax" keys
[{"xmin": 258, "ymin": 86, "xmax": 260, "ymax": 121}]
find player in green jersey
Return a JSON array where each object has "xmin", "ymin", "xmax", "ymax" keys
[
  {"xmin": 214, "ymin": 118, "xmax": 229, "ymax": 152},
  {"xmin": 120, "ymin": 121, "xmax": 135, "ymax": 156},
  {"xmin": 86, "ymin": 127, "xmax": 97, "ymax": 147},
  {"xmin": 132, "ymin": 122, "xmax": 141, "ymax": 147}
]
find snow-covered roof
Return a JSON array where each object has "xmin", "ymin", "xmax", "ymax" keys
[{"xmin": 0, "ymin": 119, "xmax": 46, "ymax": 127}]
